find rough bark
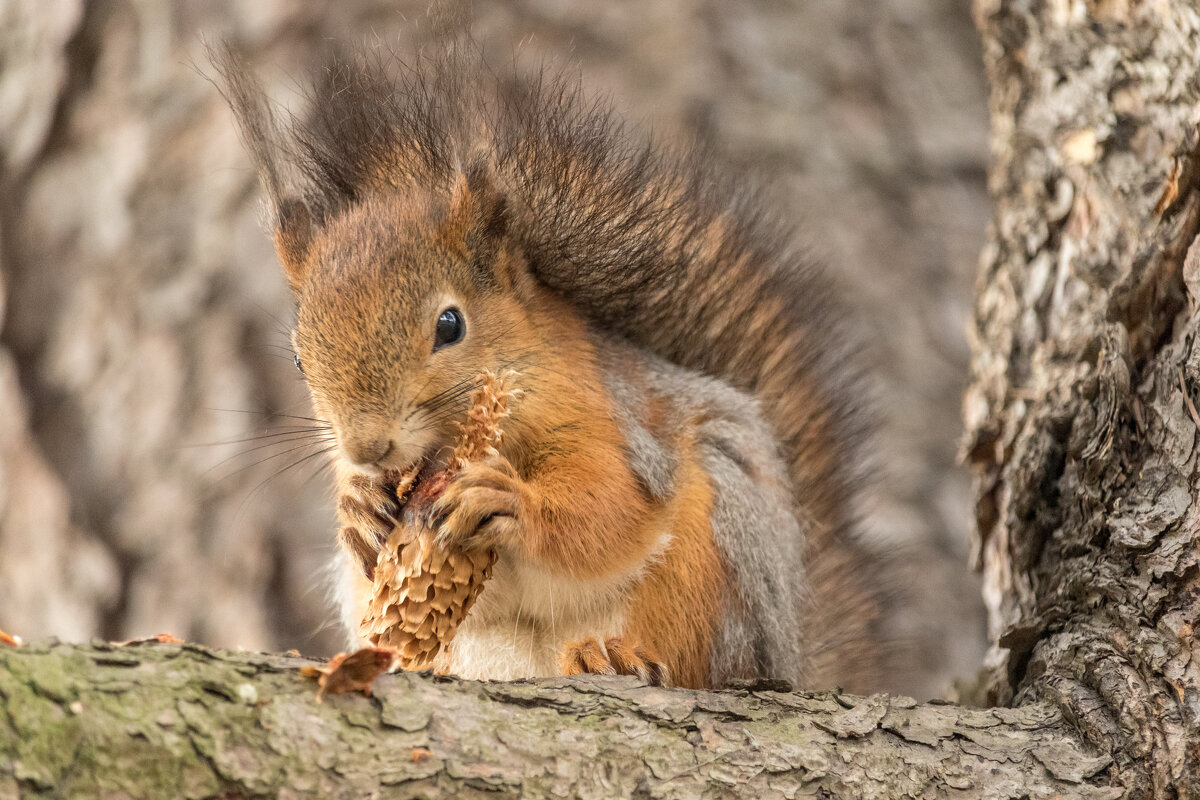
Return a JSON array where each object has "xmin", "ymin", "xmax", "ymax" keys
[
  {"xmin": 0, "ymin": 641, "xmax": 1116, "ymax": 800},
  {"xmin": 964, "ymin": 0, "xmax": 1200, "ymax": 796}
]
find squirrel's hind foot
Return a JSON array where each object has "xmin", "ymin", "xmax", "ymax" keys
[{"xmin": 559, "ymin": 636, "xmax": 668, "ymax": 686}]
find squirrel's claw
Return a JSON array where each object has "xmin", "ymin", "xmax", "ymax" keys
[
  {"xmin": 336, "ymin": 472, "xmax": 401, "ymax": 579},
  {"xmin": 429, "ymin": 456, "xmax": 524, "ymax": 551},
  {"xmin": 559, "ymin": 636, "xmax": 669, "ymax": 686},
  {"xmin": 337, "ymin": 526, "xmax": 379, "ymax": 581}
]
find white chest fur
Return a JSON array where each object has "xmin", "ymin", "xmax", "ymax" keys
[{"xmin": 433, "ymin": 554, "xmax": 633, "ymax": 679}]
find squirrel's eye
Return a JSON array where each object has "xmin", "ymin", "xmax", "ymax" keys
[
  {"xmin": 293, "ymin": 353, "xmax": 304, "ymax": 375},
  {"xmin": 434, "ymin": 307, "xmax": 465, "ymax": 351}
]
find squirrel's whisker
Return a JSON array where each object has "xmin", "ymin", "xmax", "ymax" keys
[
  {"xmin": 181, "ymin": 426, "xmax": 332, "ymax": 449},
  {"xmin": 236, "ymin": 444, "xmax": 338, "ymax": 517},
  {"xmin": 210, "ymin": 431, "xmax": 337, "ymax": 467},
  {"xmin": 251, "ymin": 343, "xmax": 301, "ymax": 356},
  {"xmin": 417, "ymin": 375, "xmax": 483, "ymax": 411},
  {"xmin": 207, "ymin": 437, "xmax": 338, "ymax": 484},
  {"xmin": 297, "ymin": 448, "xmax": 339, "ymax": 493},
  {"xmin": 253, "ymin": 302, "xmax": 297, "ymax": 341},
  {"xmin": 204, "ymin": 407, "xmax": 332, "ymax": 426},
  {"xmin": 421, "ymin": 401, "xmax": 475, "ymax": 428}
]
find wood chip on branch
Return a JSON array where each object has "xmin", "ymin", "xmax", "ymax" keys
[
  {"xmin": 360, "ymin": 369, "xmax": 521, "ymax": 670},
  {"xmin": 299, "ymin": 647, "xmax": 398, "ymax": 701},
  {"xmin": 110, "ymin": 633, "xmax": 184, "ymax": 647}
]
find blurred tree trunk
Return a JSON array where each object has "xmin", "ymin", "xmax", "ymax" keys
[{"xmin": 963, "ymin": 0, "xmax": 1200, "ymax": 795}]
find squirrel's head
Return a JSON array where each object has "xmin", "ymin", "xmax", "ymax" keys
[
  {"xmin": 214, "ymin": 49, "xmax": 577, "ymax": 475},
  {"xmin": 278, "ymin": 171, "xmax": 539, "ymax": 475}
]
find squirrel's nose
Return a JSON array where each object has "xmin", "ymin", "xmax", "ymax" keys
[{"xmin": 343, "ymin": 436, "xmax": 394, "ymax": 467}]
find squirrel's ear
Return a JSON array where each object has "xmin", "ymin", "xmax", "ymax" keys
[
  {"xmin": 273, "ymin": 199, "xmax": 313, "ymax": 290},
  {"xmin": 440, "ymin": 166, "xmax": 508, "ymax": 256}
]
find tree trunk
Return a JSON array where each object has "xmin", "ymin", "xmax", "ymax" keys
[
  {"xmin": 0, "ymin": 641, "xmax": 1116, "ymax": 799},
  {"xmin": 963, "ymin": 0, "xmax": 1200, "ymax": 796}
]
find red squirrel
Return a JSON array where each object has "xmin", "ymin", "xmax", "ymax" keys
[{"xmin": 217, "ymin": 42, "xmax": 896, "ymax": 691}]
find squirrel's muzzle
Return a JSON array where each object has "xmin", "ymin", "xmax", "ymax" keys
[{"xmin": 341, "ymin": 436, "xmax": 394, "ymax": 468}]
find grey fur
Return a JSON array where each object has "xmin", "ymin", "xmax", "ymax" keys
[
  {"xmin": 600, "ymin": 361, "xmax": 679, "ymax": 502},
  {"xmin": 598, "ymin": 338, "xmax": 808, "ymax": 684},
  {"xmin": 700, "ymin": 421, "xmax": 809, "ymax": 685}
]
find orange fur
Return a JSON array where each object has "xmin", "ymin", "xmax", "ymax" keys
[
  {"xmin": 273, "ymin": 211, "xmax": 311, "ymax": 289},
  {"xmin": 482, "ymin": 292, "xmax": 664, "ymax": 580},
  {"xmin": 488, "ymin": 295, "xmax": 731, "ymax": 687},
  {"xmin": 620, "ymin": 443, "xmax": 728, "ymax": 689}
]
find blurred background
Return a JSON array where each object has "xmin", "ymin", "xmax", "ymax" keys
[{"xmin": 0, "ymin": 0, "xmax": 988, "ymax": 698}]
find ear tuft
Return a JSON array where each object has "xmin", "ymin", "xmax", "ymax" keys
[
  {"xmin": 440, "ymin": 173, "xmax": 475, "ymax": 255},
  {"xmin": 210, "ymin": 42, "xmax": 317, "ymax": 292}
]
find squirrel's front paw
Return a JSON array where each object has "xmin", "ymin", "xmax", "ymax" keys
[
  {"xmin": 429, "ymin": 455, "xmax": 525, "ymax": 551},
  {"xmin": 559, "ymin": 637, "xmax": 669, "ymax": 686},
  {"xmin": 337, "ymin": 470, "xmax": 403, "ymax": 580}
]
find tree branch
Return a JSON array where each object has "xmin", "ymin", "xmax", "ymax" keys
[{"xmin": 0, "ymin": 641, "xmax": 1117, "ymax": 799}]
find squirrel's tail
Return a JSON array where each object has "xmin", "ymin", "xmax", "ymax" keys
[{"xmin": 492, "ymin": 81, "xmax": 868, "ymax": 532}]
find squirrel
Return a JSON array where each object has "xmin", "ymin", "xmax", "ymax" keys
[{"xmin": 214, "ymin": 41, "xmax": 898, "ymax": 691}]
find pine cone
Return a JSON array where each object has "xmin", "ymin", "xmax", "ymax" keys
[{"xmin": 359, "ymin": 370, "xmax": 520, "ymax": 670}]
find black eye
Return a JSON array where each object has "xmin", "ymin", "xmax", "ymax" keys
[
  {"xmin": 293, "ymin": 353, "xmax": 304, "ymax": 375},
  {"xmin": 434, "ymin": 307, "xmax": 465, "ymax": 351}
]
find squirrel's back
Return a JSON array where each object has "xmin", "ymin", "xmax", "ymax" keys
[{"xmin": 219, "ymin": 42, "xmax": 899, "ymax": 690}]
